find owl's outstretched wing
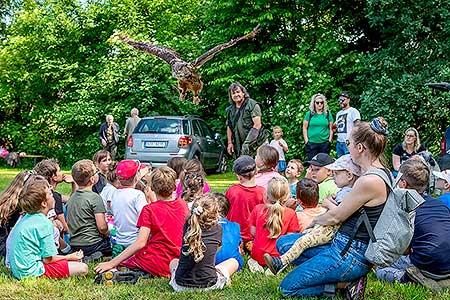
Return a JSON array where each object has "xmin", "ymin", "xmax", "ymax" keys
[
  {"xmin": 119, "ymin": 36, "xmax": 183, "ymax": 66},
  {"xmin": 190, "ymin": 25, "xmax": 261, "ymax": 68}
]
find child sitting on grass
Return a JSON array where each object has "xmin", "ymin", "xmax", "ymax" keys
[
  {"xmin": 285, "ymin": 159, "xmax": 304, "ymax": 200},
  {"xmin": 94, "ymin": 167, "xmax": 190, "ymax": 285},
  {"xmin": 100, "ymin": 161, "xmax": 120, "ymax": 211},
  {"xmin": 176, "ymin": 159, "xmax": 211, "ymax": 198},
  {"xmin": 0, "ymin": 170, "xmax": 32, "ymax": 258},
  {"xmin": 225, "ymin": 155, "xmax": 265, "ymax": 254},
  {"xmin": 433, "ymin": 169, "xmax": 450, "ymax": 208},
  {"xmin": 34, "ymin": 158, "xmax": 75, "ymax": 254},
  {"xmin": 92, "ymin": 150, "xmax": 112, "ymax": 194},
  {"xmin": 66, "ymin": 159, "xmax": 111, "ymax": 260},
  {"xmin": 213, "ymin": 193, "xmax": 244, "ymax": 271},
  {"xmin": 169, "ymin": 193, "xmax": 239, "ymax": 291},
  {"xmin": 167, "ymin": 157, "xmax": 187, "ymax": 199},
  {"xmin": 264, "ymin": 154, "xmax": 361, "ymax": 274},
  {"xmin": 8, "ymin": 175, "xmax": 88, "ymax": 279},
  {"xmin": 110, "ymin": 160, "xmax": 148, "ymax": 257},
  {"xmin": 181, "ymin": 172, "xmax": 205, "ymax": 209},
  {"xmin": 248, "ymin": 177, "xmax": 299, "ymax": 273},
  {"xmin": 254, "ymin": 145, "xmax": 284, "ymax": 190},
  {"xmin": 295, "ymin": 179, "xmax": 327, "ymax": 232}
]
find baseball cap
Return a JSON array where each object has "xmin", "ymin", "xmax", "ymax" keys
[
  {"xmin": 339, "ymin": 91, "xmax": 350, "ymax": 99},
  {"xmin": 303, "ymin": 153, "xmax": 335, "ymax": 167},
  {"xmin": 433, "ymin": 170, "xmax": 450, "ymax": 184},
  {"xmin": 325, "ymin": 154, "xmax": 361, "ymax": 177},
  {"xmin": 116, "ymin": 160, "xmax": 146, "ymax": 180},
  {"xmin": 233, "ymin": 155, "xmax": 256, "ymax": 175}
]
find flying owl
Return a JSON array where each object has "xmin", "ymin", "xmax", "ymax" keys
[{"xmin": 119, "ymin": 25, "xmax": 260, "ymax": 104}]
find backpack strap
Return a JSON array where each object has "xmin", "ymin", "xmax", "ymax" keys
[{"xmin": 340, "ymin": 168, "xmax": 390, "ymax": 257}]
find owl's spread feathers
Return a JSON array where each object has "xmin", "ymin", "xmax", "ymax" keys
[{"xmin": 120, "ymin": 25, "xmax": 260, "ymax": 104}]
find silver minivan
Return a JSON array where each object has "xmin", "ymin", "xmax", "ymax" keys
[{"xmin": 125, "ymin": 115, "xmax": 227, "ymax": 173}]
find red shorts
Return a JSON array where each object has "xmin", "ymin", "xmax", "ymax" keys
[
  {"xmin": 121, "ymin": 255, "xmax": 144, "ymax": 271},
  {"xmin": 43, "ymin": 259, "xmax": 70, "ymax": 279}
]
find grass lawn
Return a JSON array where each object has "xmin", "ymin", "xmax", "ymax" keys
[{"xmin": 0, "ymin": 168, "xmax": 448, "ymax": 299}]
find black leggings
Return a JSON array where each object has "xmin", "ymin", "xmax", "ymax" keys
[{"xmin": 71, "ymin": 237, "xmax": 112, "ymax": 257}]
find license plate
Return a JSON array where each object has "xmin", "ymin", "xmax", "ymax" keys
[{"xmin": 144, "ymin": 141, "xmax": 166, "ymax": 148}]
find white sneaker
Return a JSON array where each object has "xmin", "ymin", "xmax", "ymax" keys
[{"xmin": 247, "ymin": 258, "xmax": 265, "ymax": 273}]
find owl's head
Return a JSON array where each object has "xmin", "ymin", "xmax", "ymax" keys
[{"xmin": 172, "ymin": 62, "xmax": 194, "ymax": 79}]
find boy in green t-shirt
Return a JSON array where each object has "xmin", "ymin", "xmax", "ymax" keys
[
  {"xmin": 8, "ymin": 174, "xmax": 87, "ymax": 279},
  {"xmin": 67, "ymin": 159, "xmax": 111, "ymax": 260}
]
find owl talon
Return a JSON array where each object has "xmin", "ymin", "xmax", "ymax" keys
[
  {"xmin": 179, "ymin": 93, "xmax": 186, "ymax": 101},
  {"xmin": 193, "ymin": 96, "xmax": 201, "ymax": 105}
]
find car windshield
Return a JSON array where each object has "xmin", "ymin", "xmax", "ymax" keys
[{"xmin": 135, "ymin": 118, "xmax": 181, "ymax": 134}]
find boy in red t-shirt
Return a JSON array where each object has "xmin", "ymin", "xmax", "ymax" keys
[
  {"xmin": 94, "ymin": 167, "xmax": 189, "ymax": 285},
  {"xmin": 225, "ymin": 155, "xmax": 265, "ymax": 253}
]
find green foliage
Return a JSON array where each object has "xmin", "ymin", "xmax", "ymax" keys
[
  {"xmin": 360, "ymin": 0, "xmax": 450, "ymax": 155},
  {"xmin": 0, "ymin": 0, "xmax": 449, "ymax": 167}
]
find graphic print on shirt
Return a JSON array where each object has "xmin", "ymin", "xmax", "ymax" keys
[{"xmin": 336, "ymin": 113, "xmax": 348, "ymax": 134}]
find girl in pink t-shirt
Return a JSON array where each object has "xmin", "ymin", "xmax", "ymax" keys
[
  {"xmin": 255, "ymin": 145, "xmax": 284, "ymax": 190},
  {"xmin": 249, "ymin": 177, "xmax": 299, "ymax": 272}
]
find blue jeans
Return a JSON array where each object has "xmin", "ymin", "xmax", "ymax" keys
[
  {"xmin": 276, "ymin": 232, "xmax": 372, "ymax": 297},
  {"xmin": 336, "ymin": 141, "xmax": 349, "ymax": 158}
]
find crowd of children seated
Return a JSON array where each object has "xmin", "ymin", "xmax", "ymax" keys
[{"xmin": 1, "ymin": 123, "xmax": 450, "ymax": 298}]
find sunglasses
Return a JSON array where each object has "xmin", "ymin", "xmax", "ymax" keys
[
  {"xmin": 315, "ymin": 101, "xmax": 324, "ymax": 104},
  {"xmin": 338, "ymin": 97, "xmax": 347, "ymax": 102}
]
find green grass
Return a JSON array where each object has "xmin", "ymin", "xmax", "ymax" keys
[{"xmin": 0, "ymin": 168, "xmax": 449, "ymax": 299}]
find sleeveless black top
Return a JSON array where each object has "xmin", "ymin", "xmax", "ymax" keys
[
  {"xmin": 338, "ymin": 203, "xmax": 385, "ymax": 242},
  {"xmin": 338, "ymin": 168, "xmax": 390, "ymax": 242}
]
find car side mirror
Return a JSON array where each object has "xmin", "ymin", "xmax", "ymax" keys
[{"xmin": 214, "ymin": 133, "xmax": 221, "ymax": 141}]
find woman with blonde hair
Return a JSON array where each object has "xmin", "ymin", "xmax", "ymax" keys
[
  {"xmin": 392, "ymin": 127, "xmax": 426, "ymax": 174},
  {"xmin": 248, "ymin": 177, "xmax": 299, "ymax": 272},
  {"xmin": 169, "ymin": 194, "xmax": 239, "ymax": 291},
  {"xmin": 302, "ymin": 93, "xmax": 334, "ymax": 160}
]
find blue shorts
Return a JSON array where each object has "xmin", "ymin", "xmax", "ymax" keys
[{"xmin": 278, "ymin": 160, "xmax": 286, "ymax": 172}]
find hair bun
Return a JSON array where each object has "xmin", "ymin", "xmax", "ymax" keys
[{"xmin": 370, "ymin": 117, "xmax": 389, "ymax": 136}]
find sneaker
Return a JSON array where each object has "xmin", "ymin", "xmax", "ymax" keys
[
  {"xmin": 346, "ymin": 275, "xmax": 367, "ymax": 300},
  {"xmin": 94, "ymin": 270, "xmax": 139, "ymax": 286},
  {"xmin": 83, "ymin": 251, "xmax": 103, "ymax": 263},
  {"xmin": 263, "ymin": 254, "xmax": 286, "ymax": 275},
  {"xmin": 247, "ymin": 258, "xmax": 265, "ymax": 273},
  {"xmin": 405, "ymin": 266, "xmax": 442, "ymax": 291}
]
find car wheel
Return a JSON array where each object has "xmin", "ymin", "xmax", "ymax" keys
[{"xmin": 216, "ymin": 153, "xmax": 227, "ymax": 174}]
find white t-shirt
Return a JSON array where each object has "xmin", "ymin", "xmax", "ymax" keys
[
  {"xmin": 336, "ymin": 107, "xmax": 361, "ymax": 142},
  {"xmin": 110, "ymin": 188, "xmax": 147, "ymax": 246},
  {"xmin": 269, "ymin": 138, "xmax": 288, "ymax": 161},
  {"xmin": 100, "ymin": 183, "xmax": 117, "ymax": 210}
]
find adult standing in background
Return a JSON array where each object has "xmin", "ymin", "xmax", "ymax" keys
[
  {"xmin": 302, "ymin": 94, "xmax": 334, "ymax": 161},
  {"xmin": 99, "ymin": 115, "xmax": 120, "ymax": 160},
  {"xmin": 123, "ymin": 108, "xmax": 141, "ymax": 143},
  {"xmin": 226, "ymin": 82, "xmax": 269, "ymax": 158},
  {"xmin": 392, "ymin": 127, "xmax": 426, "ymax": 174},
  {"xmin": 335, "ymin": 92, "xmax": 361, "ymax": 157}
]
